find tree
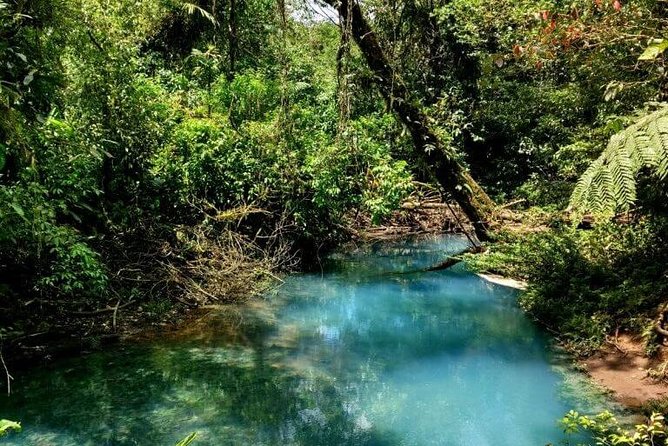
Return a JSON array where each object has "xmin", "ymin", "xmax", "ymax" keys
[{"xmin": 322, "ymin": 0, "xmax": 495, "ymax": 240}]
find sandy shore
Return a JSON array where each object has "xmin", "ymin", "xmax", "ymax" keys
[{"xmin": 477, "ymin": 273, "xmax": 527, "ymax": 290}]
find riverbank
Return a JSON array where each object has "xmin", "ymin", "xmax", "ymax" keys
[
  {"xmin": 583, "ymin": 334, "xmax": 668, "ymax": 408},
  {"xmin": 478, "ymin": 272, "xmax": 668, "ymax": 411},
  {"xmin": 6, "ymin": 229, "xmax": 666, "ymax": 418}
]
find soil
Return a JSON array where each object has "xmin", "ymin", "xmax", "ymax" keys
[{"xmin": 583, "ymin": 334, "xmax": 668, "ymax": 407}]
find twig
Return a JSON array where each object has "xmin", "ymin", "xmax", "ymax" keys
[
  {"xmin": 112, "ymin": 298, "xmax": 121, "ymax": 332},
  {"xmin": 68, "ymin": 300, "xmax": 136, "ymax": 316},
  {"xmin": 499, "ymin": 199, "xmax": 526, "ymax": 210},
  {"xmin": 445, "ymin": 201, "xmax": 479, "ymax": 249},
  {"xmin": 0, "ymin": 346, "xmax": 13, "ymax": 396},
  {"xmin": 605, "ymin": 336, "xmax": 628, "ymax": 356}
]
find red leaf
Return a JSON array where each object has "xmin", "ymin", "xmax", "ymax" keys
[{"xmin": 613, "ymin": 0, "xmax": 622, "ymax": 10}]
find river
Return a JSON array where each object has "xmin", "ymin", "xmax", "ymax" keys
[{"xmin": 0, "ymin": 235, "xmax": 613, "ymax": 445}]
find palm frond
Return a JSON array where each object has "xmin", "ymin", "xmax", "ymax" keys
[{"xmin": 182, "ymin": 2, "xmax": 217, "ymax": 26}]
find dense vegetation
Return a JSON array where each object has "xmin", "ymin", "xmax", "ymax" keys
[
  {"xmin": 1, "ymin": 0, "xmax": 668, "ymax": 440},
  {"xmin": 1, "ymin": 0, "xmax": 417, "ymax": 339}
]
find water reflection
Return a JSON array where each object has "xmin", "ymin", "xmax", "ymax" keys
[{"xmin": 1, "ymin": 235, "xmax": 610, "ymax": 445}]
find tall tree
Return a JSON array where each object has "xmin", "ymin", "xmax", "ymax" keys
[
  {"xmin": 323, "ymin": 0, "xmax": 495, "ymax": 240},
  {"xmin": 227, "ymin": 0, "xmax": 238, "ymax": 80}
]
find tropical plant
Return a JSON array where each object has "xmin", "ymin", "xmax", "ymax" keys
[
  {"xmin": 562, "ymin": 410, "xmax": 668, "ymax": 446},
  {"xmin": 0, "ymin": 419, "xmax": 21, "ymax": 437},
  {"xmin": 570, "ymin": 106, "xmax": 668, "ymax": 217}
]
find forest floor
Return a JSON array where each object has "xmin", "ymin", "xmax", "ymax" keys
[{"xmin": 583, "ymin": 334, "xmax": 668, "ymax": 407}]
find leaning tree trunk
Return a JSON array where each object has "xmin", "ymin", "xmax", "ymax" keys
[{"xmin": 325, "ymin": 0, "xmax": 495, "ymax": 240}]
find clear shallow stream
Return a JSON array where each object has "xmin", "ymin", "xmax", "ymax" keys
[{"xmin": 1, "ymin": 235, "xmax": 613, "ymax": 445}]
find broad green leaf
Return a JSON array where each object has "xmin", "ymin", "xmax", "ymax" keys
[
  {"xmin": 23, "ymin": 69, "xmax": 36, "ymax": 86},
  {"xmin": 638, "ymin": 39, "xmax": 668, "ymax": 61},
  {"xmin": 9, "ymin": 202, "xmax": 28, "ymax": 222},
  {"xmin": 0, "ymin": 419, "xmax": 21, "ymax": 436}
]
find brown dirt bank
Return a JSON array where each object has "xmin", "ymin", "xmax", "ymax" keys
[{"xmin": 582, "ymin": 334, "xmax": 668, "ymax": 408}]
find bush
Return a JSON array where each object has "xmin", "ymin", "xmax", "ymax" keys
[
  {"xmin": 562, "ymin": 410, "xmax": 667, "ymax": 446},
  {"xmin": 467, "ymin": 217, "xmax": 668, "ymax": 353}
]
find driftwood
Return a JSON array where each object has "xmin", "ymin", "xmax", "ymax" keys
[{"xmin": 68, "ymin": 299, "xmax": 136, "ymax": 316}]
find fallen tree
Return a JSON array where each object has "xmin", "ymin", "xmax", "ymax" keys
[{"xmin": 324, "ymin": 0, "xmax": 496, "ymax": 241}]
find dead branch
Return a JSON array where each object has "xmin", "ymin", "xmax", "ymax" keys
[
  {"xmin": 0, "ymin": 345, "xmax": 13, "ymax": 396},
  {"xmin": 68, "ymin": 299, "xmax": 136, "ymax": 316}
]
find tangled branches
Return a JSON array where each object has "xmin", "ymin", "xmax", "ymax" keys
[{"xmin": 164, "ymin": 223, "xmax": 293, "ymax": 305}]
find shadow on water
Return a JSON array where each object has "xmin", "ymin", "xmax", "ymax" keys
[{"xmin": 0, "ymin": 234, "xmax": 617, "ymax": 445}]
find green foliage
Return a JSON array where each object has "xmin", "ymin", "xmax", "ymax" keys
[
  {"xmin": 468, "ymin": 218, "xmax": 668, "ymax": 354},
  {"xmin": 0, "ymin": 419, "xmax": 21, "ymax": 437},
  {"xmin": 175, "ymin": 432, "xmax": 198, "ymax": 446},
  {"xmin": 639, "ymin": 39, "xmax": 668, "ymax": 62},
  {"xmin": 212, "ymin": 72, "xmax": 280, "ymax": 125},
  {"xmin": 0, "ymin": 182, "xmax": 108, "ymax": 301},
  {"xmin": 372, "ymin": 0, "xmax": 665, "ymax": 200},
  {"xmin": 570, "ymin": 107, "xmax": 668, "ymax": 217},
  {"xmin": 562, "ymin": 410, "xmax": 667, "ymax": 446}
]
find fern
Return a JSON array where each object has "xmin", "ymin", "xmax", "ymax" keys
[
  {"xmin": 569, "ymin": 106, "xmax": 668, "ymax": 217},
  {"xmin": 182, "ymin": 2, "xmax": 217, "ymax": 26}
]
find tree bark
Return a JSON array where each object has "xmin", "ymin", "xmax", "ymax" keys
[{"xmin": 326, "ymin": 0, "xmax": 495, "ymax": 240}]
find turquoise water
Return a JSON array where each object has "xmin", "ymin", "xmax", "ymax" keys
[{"xmin": 1, "ymin": 235, "xmax": 607, "ymax": 445}]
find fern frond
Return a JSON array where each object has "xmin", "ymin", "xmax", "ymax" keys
[
  {"xmin": 650, "ymin": 113, "xmax": 668, "ymax": 179},
  {"xmin": 182, "ymin": 2, "xmax": 217, "ymax": 26},
  {"xmin": 569, "ymin": 106, "xmax": 668, "ymax": 217}
]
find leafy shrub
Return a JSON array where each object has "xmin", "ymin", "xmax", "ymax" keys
[
  {"xmin": 0, "ymin": 183, "xmax": 108, "ymax": 302},
  {"xmin": 467, "ymin": 218, "xmax": 668, "ymax": 353},
  {"xmin": 562, "ymin": 410, "xmax": 667, "ymax": 446},
  {"xmin": 212, "ymin": 72, "xmax": 280, "ymax": 125}
]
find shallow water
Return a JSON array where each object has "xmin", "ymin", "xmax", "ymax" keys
[{"xmin": 1, "ymin": 235, "xmax": 610, "ymax": 445}]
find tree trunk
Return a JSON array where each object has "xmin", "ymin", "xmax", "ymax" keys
[
  {"xmin": 227, "ymin": 0, "xmax": 238, "ymax": 81},
  {"xmin": 325, "ymin": 0, "xmax": 495, "ymax": 240}
]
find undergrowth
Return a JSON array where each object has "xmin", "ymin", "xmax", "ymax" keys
[{"xmin": 466, "ymin": 215, "xmax": 668, "ymax": 355}]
